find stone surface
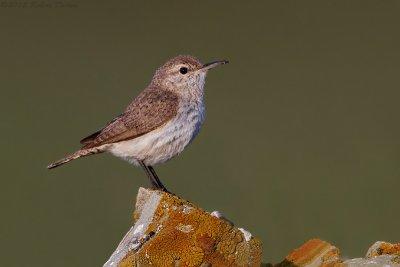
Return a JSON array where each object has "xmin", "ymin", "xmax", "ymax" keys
[
  {"xmin": 104, "ymin": 188, "xmax": 262, "ymax": 267},
  {"xmin": 276, "ymin": 239, "xmax": 342, "ymax": 267},
  {"xmin": 102, "ymin": 188, "xmax": 399, "ymax": 267},
  {"xmin": 274, "ymin": 239, "xmax": 400, "ymax": 267},
  {"xmin": 343, "ymin": 241, "xmax": 400, "ymax": 267},
  {"xmin": 365, "ymin": 241, "xmax": 400, "ymax": 258}
]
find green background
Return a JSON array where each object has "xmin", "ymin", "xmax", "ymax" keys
[{"xmin": 1, "ymin": 1, "xmax": 399, "ymax": 266}]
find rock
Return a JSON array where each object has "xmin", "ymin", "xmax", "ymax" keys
[
  {"xmin": 102, "ymin": 188, "xmax": 399, "ymax": 266},
  {"xmin": 275, "ymin": 239, "xmax": 400, "ymax": 267},
  {"xmin": 343, "ymin": 241, "xmax": 400, "ymax": 266},
  {"xmin": 276, "ymin": 239, "xmax": 342, "ymax": 267},
  {"xmin": 365, "ymin": 241, "xmax": 400, "ymax": 258},
  {"xmin": 343, "ymin": 255, "xmax": 400, "ymax": 266},
  {"xmin": 104, "ymin": 188, "xmax": 262, "ymax": 267}
]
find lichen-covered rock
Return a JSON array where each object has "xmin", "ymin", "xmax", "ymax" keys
[
  {"xmin": 276, "ymin": 239, "xmax": 342, "ymax": 267},
  {"xmin": 343, "ymin": 241, "xmax": 400, "ymax": 266},
  {"xmin": 274, "ymin": 239, "xmax": 400, "ymax": 267},
  {"xmin": 104, "ymin": 188, "xmax": 262, "ymax": 267},
  {"xmin": 102, "ymin": 188, "xmax": 399, "ymax": 267},
  {"xmin": 366, "ymin": 241, "xmax": 400, "ymax": 258}
]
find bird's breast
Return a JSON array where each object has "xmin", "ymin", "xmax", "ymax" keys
[
  {"xmin": 109, "ymin": 100, "xmax": 205, "ymax": 166},
  {"xmin": 158, "ymin": 100, "xmax": 205, "ymax": 155}
]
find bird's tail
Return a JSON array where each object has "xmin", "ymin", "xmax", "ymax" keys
[{"xmin": 47, "ymin": 147, "xmax": 104, "ymax": 169}]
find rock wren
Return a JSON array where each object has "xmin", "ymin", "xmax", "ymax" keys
[{"xmin": 47, "ymin": 55, "xmax": 228, "ymax": 192}]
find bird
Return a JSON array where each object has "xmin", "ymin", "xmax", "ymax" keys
[{"xmin": 47, "ymin": 55, "xmax": 228, "ymax": 192}]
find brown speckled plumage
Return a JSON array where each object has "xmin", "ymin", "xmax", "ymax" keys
[{"xmin": 81, "ymin": 87, "xmax": 178, "ymax": 149}]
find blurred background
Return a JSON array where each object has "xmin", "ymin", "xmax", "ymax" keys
[{"xmin": 1, "ymin": 1, "xmax": 400, "ymax": 266}]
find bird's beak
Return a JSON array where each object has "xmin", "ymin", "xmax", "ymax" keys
[{"xmin": 200, "ymin": 60, "xmax": 229, "ymax": 71}]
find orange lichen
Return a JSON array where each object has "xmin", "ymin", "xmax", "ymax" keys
[{"xmin": 371, "ymin": 242, "xmax": 400, "ymax": 257}]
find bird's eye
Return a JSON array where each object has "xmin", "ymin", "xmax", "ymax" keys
[{"xmin": 179, "ymin": 67, "xmax": 188, "ymax": 74}]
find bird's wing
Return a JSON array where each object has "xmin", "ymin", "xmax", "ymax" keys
[
  {"xmin": 81, "ymin": 88, "xmax": 179, "ymax": 149},
  {"xmin": 80, "ymin": 114, "xmax": 123, "ymax": 145}
]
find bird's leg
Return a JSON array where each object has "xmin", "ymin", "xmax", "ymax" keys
[
  {"xmin": 148, "ymin": 166, "xmax": 169, "ymax": 193},
  {"xmin": 139, "ymin": 161, "xmax": 169, "ymax": 193},
  {"xmin": 139, "ymin": 161, "xmax": 159, "ymax": 188}
]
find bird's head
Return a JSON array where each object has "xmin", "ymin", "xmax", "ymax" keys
[{"xmin": 151, "ymin": 55, "xmax": 228, "ymax": 97}]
